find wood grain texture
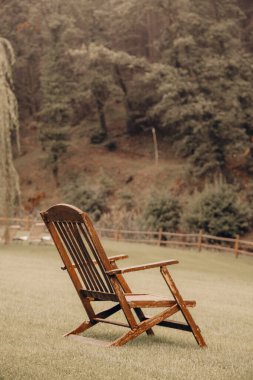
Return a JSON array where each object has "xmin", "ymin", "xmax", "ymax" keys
[
  {"xmin": 110, "ymin": 259, "xmax": 155, "ymax": 336},
  {"xmin": 160, "ymin": 266, "xmax": 207, "ymax": 347},
  {"xmin": 111, "ymin": 305, "xmax": 180, "ymax": 346},
  {"xmin": 106, "ymin": 259, "xmax": 179, "ymax": 275},
  {"xmin": 126, "ymin": 294, "xmax": 196, "ymax": 308}
]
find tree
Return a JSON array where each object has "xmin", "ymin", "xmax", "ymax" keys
[
  {"xmin": 151, "ymin": 0, "xmax": 253, "ymax": 179},
  {"xmin": 72, "ymin": 43, "xmax": 152, "ymax": 136},
  {"xmin": 0, "ymin": 0, "xmax": 42, "ymax": 119},
  {"xmin": 70, "ymin": 44, "xmax": 113, "ymax": 141},
  {"xmin": 182, "ymin": 180, "xmax": 250, "ymax": 237},
  {"xmin": 38, "ymin": 5, "xmax": 80, "ymax": 185},
  {"xmin": 0, "ymin": 37, "xmax": 20, "ymax": 216},
  {"xmin": 1, "ymin": 0, "xmax": 253, "ymax": 199}
]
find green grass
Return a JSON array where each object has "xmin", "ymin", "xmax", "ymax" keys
[{"xmin": 0, "ymin": 241, "xmax": 252, "ymax": 380}]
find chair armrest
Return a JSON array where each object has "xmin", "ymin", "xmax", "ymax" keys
[
  {"xmin": 61, "ymin": 264, "xmax": 76, "ymax": 270},
  {"xmin": 61, "ymin": 255, "xmax": 128, "ymax": 270},
  {"xmin": 106, "ymin": 259, "xmax": 179, "ymax": 275},
  {"xmin": 108, "ymin": 254, "xmax": 128, "ymax": 262}
]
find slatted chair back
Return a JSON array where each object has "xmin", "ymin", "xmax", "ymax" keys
[{"xmin": 40, "ymin": 204, "xmax": 116, "ymax": 301}]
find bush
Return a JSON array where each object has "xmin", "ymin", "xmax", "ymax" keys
[
  {"xmin": 105, "ymin": 140, "xmax": 117, "ymax": 151},
  {"xmin": 98, "ymin": 170, "xmax": 115, "ymax": 197},
  {"xmin": 98, "ymin": 209, "xmax": 139, "ymax": 231},
  {"xmin": 118, "ymin": 192, "xmax": 137, "ymax": 212},
  {"xmin": 183, "ymin": 181, "xmax": 251, "ymax": 238},
  {"xmin": 90, "ymin": 130, "xmax": 107, "ymax": 144},
  {"xmin": 144, "ymin": 194, "xmax": 182, "ymax": 232},
  {"xmin": 64, "ymin": 182, "xmax": 109, "ymax": 222}
]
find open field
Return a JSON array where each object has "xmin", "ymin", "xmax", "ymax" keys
[{"xmin": 0, "ymin": 241, "xmax": 252, "ymax": 380}]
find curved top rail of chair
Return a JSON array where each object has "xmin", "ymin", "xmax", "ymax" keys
[{"xmin": 40, "ymin": 203, "xmax": 87, "ymax": 223}]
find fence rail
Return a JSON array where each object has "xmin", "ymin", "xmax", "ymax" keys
[
  {"xmin": 97, "ymin": 227, "xmax": 253, "ymax": 258},
  {"xmin": 1, "ymin": 217, "xmax": 253, "ymax": 258}
]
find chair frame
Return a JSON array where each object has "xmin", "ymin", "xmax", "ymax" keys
[{"xmin": 41, "ymin": 204, "xmax": 206, "ymax": 348}]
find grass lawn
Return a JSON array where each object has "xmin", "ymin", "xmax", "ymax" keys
[{"xmin": 0, "ymin": 241, "xmax": 252, "ymax": 380}]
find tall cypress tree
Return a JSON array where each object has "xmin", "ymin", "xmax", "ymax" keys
[{"xmin": 0, "ymin": 37, "xmax": 20, "ymax": 216}]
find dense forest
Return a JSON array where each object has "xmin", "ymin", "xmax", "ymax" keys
[{"xmin": 1, "ymin": 0, "xmax": 253, "ymax": 237}]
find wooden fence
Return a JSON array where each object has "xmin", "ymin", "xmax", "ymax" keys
[
  {"xmin": 97, "ymin": 228, "xmax": 253, "ymax": 258},
  {"xmin": 0, "ymin": 217, "xmax": 253, "ymax": 258},
  {"xmin": 0, "ymin": 217, "xmax": 51, "ymax": 245}
]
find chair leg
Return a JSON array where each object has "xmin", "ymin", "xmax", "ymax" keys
[
  {"xmin": 64, "ymin": 304, "xmax": 122, "ymax": 337},
  {"xmin": 64, "ymin": 321, "xmax": 94, "ymax": 337},
  {"xmin": 111, "ymin": 305, "xmax": 179, "ymax": 346},
  {"xmin": 134, "ymin": 308, "xmax": 155, "ymax": 336},
  {"xmin": 160, "ymin": 266, "xmax": 207, "ymax": 348},
  {"xmin": 110, "ymin": 264, "xmax": 155, "ymax": 335}
]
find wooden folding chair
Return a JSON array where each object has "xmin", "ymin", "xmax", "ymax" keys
[{"xmin": 40, "ymin": 204, "xmax": 206, "ymax": 348}]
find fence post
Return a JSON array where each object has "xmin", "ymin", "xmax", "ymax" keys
[
  {"xmin": 115, "ymin": 230, "xmax": 120, "ymax": 241},
  {"xmin": 24, "ymin": 217, "xmax": 28, "ymax": 230},
  {"xmin": 3, "ymin": 226, "xmax": 10, "ymax": 245},
  {"xmin": 197, "ymin": 230, "xmax": 203, "ymax": 252},
  {"xmin": 157, "ymin": 228, "xmax": 162, "ymax": 246},
  {"xmin": 234, "ymin": 235, "xmax": 240, "ymax": 258},
  {"xmin": 152, "ymin": 128, "xmax": 159, "ymax": 166}
]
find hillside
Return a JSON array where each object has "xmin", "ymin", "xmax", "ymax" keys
[
  {"xmin": 15, "ymin": 116, "xmax": 185, "ymax": 215},
  {"xmin": 2, "ymin": 0, "xmax": 253, "ymax": 239}
]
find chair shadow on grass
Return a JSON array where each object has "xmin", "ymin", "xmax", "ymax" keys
[{"xmin": 66, "ymin": 317, "xmax": 199, "ymax": 350}]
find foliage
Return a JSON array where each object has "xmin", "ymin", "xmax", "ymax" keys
[
  {"xmin": 97, "ymin": 170, "xmax": 115, "ymax": 197},
  {"xmin": 63, "ymin": 174, "xmax": 114, "ymax": 221},
  {"xmin": 242, "ymin": 184, "xmax": 253, "ymax": 227},
  {"xmin": 151, "ymin": 0, "xmax": 253, "ymax": 179},
  {"xmin": 182, "ymin": 180, "xmax": 251, "ymax": 237},
  {"xmin": 65, "ymin": 183, "xmax": 108, "ymax": 222},
  {"xmin": 118, "ymin": 192, "xmax": 137, "ymax": 212},
  {"xmin": 97, "ymin": 209, "xmax": 139, "ymax": 231},
  {"xmin": 0, "ymin": 0, "xmax": 42, "ymax": 119},
  {"xmin": 1, "ymin": 0, "xmax": 253, "ymax": 206},
  {"xmin": 71, "ymin": 43, "xmax": 150, "ymax": 136},
  {"xmin": 0, "ymin": 37, "xmax": 20, "ymax": 216},
  {"xmin": 144, "ymin": 193, "xmax": 182, "ymax": 232},
  {"xmin": 105, "ymin": 140, "xmax": 117, "ymax": 151}
]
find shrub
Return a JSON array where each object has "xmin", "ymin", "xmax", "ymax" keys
[
  {"xmin": 183, "ymin": 181, "xmax": 251, "ymax": 238},
  {"xmin": 105, "ymin": 140, "xmax": 117, "ymax": 151},
  {"xmin": 64, "ymin": 182, "xmax": 108, "ymax": 222},
  {"xmin": 144, "ymin": 194, "xmax": 182, "ymax": 232},
  {"xmin": 90, "ymin": 130, "xmax": 107, "ymax": 144},
  {"xmin": 98, "ymin": 209, "xmax": 139, "ymax": 231},
  {"xmin": 98, "ymin": 170, "xmax": 115, "ymax": 197},
  {"xmin": 118, "ymin": 192, "xmax": 137, "ymax": 212}
]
